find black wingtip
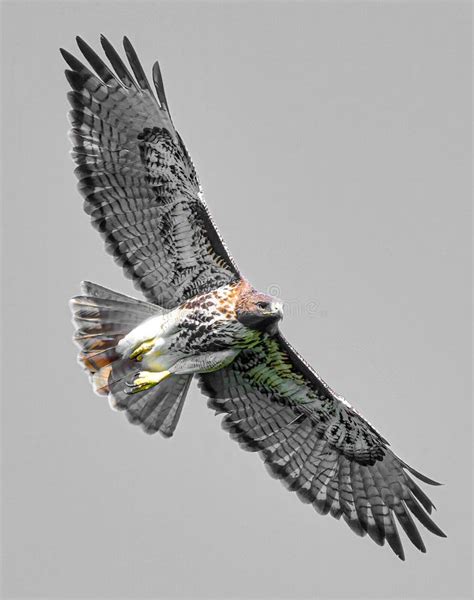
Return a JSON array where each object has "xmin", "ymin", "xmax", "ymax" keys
[
  {"xmin": 100, "ymin": 33, "xmax": 112, "ymax": 49},
  {"xmin": 416, "ymin": 474, "xmax": 443, "ymax": 487},
  {"xmin": 61, "ymin": 48, "xmax": 83, "ymax": 72},
  {"xmin": 99, "ymin": 34, "xmax": 137, "ymax": 89},
  {"xmin": 76, "ymin": 35, "xmax": 87, "ymax": 50},
  {"xmin": 122, "ymin": 36, "xmax": 153, "ymax": 94},
  {"xmin": 99, "ymin": 33, "xmax": 111, "ymax": 50},
  {"xmin": 75, "ymin": 35, "xmax": 117, "ymax": 85},
  {"xmin": 60, "ymin": 47, "xmax": 73, "ymax": 63},
  {"xmin": 65, "ymin": 69, "xmax": 82, "ymax": 89},
  {"xmin": 402, "ymin": 461, "xmax": 443, "ymax": 486},
  {"xmin": 416, "ymin": 539, "xmax": 427, "ymax": 554},
  {"xmin": 395, "ymin": 549, "xmax": 406, "ymax": 561},
  {"xmin": 152, "ymin": 60, "xmax": 169, "ymax": 110},
  {"xmin": 123, "ymin": 36, "xmax": 134, "ymax": 58}
]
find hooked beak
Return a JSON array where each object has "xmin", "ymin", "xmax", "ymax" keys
[
  {"xmin": 270, "ymin": 301, "xmax": 284, "ymax": 321},
  {"xmin": 264, "ymin": 301, "xmax": 283, "ymax": 335}
]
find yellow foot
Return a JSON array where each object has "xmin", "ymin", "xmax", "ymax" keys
[
  {"xmin": 130, "ymin": 339, "xmax": 156, "ymax": 362},
  {"xmin": 125, "ymin": 370, "xmax": 171, "ymax": 394}
]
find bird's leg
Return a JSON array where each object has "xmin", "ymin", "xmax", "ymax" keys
[
  {"xmin": 125, "ymin": 349, "xmax": 239, "ymax": 395},
  {"xmin": 125, "ymin": 369, "xmax": 171, "ymax": 394},
  {"xmin": 129, "ymin": 338, "xmax": 158, "ymax": 362}
]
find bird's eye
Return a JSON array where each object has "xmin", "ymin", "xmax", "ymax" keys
[{"xmin": 257, "ymin": 301, "xmax": 270, "ymax": 310}]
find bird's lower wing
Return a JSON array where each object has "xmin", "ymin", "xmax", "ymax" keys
[{"xmin": 198, "ymin": 333, "xmax": 446, "ymax": 560}]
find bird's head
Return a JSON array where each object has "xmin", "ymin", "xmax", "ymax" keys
[{"xmin": 235, "ymin": 285, "xmax": 283, "ymax": 335}]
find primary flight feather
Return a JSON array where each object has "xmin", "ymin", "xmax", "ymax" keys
[{"xmin": 63, "ymin": 36, "xmax": 445, "ymax": 560}]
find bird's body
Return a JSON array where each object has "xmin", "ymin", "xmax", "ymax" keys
[
  {"xmin": 63, "ymin": 36, "xmax": 445, "ymax": 560},
  {"xmin": 115, "ymin": 279, "xmax": 282, "ymax": 392}
]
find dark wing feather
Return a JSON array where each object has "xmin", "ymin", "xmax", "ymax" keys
[
  {"xmin": 61, "ymin": 36, "xmax": 240, "ymax": 308},
  {"xmin": 199, "ymin": 332, "xmax": 446, "ymax": 560}
]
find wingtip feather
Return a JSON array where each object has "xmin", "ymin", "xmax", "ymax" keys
[
  {"xmin": 60, "ymin": 48, "xmax": 77, "ymax": 68},
  {"xmin": 401, "ymin": 460, "xmax": 443, "ymax": 486}
]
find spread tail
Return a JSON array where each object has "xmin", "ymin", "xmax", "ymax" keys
[{"xmin": 70, "ymin": 281, "xmax": 192, "ymax": 436}]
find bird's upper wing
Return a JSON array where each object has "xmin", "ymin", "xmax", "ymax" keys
[
  {"xmin": 199, "ymin": 332, "xmax": 445, "ymax": 560},
  {"xmin": 62, "ymin": 36, "xmax": 240, "ymax": 309}
]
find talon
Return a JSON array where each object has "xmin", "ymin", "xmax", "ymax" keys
[
  {"xmin": 125, "ymin": 371, "xmax": 140, "ymax": 386},
  {"xmin": 130, "ymin": 339, "xmax": 156, "ymax": 362},
  {"xmin": 124, "ymin": 369, "xmax": 171, "ymax": 394}
]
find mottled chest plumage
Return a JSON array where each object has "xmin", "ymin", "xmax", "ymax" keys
[{"xmin": 176, "ymin": 282, "xmax": 258, "ymax": 353}]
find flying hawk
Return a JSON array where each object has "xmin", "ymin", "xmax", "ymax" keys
[{"xmin": 62, "ymin": 36, "xmax": 445, "ymax": 560}]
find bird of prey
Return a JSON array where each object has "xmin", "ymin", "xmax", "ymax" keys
[{"xmin": 62, "ymin": 36, "xmax": 445, "ymax": 560}]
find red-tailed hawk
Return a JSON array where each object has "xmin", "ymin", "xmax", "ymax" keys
[{"xmin": 63, "ymin": 36, "xmax": 445, "ymax": 560}]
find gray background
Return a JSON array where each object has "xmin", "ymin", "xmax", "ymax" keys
[{"xmin": 1, "ymin": 1, "xmax": 472, "ymax": 599}]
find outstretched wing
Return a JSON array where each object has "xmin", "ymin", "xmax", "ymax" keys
[
  {"xmin": 61, "ymin": 36, "xmax": 240, "ymax": 309},
  {"xmin": 199, "ymin": 333, "xmax": 446, "ymax": 560}
]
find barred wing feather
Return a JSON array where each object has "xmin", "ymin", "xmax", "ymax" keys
[
  {"xmin": 61, "ymin": 36, "xmax": 239, "ymax": 308},
  {"xmin": 199, "ymin": 333, "xmax": 446, "ymax": 560}
]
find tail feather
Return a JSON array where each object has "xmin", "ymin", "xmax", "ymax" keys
[
  {"xmin": 109, "ymin": 370, "xmax": 192, "ymax": 437},
  {"xmin": 79, "ymin": 280, "xmax": 163, "ymax": 312},
  {"xmin": 70, "ymin": 281, "xmax": 192, "ymax": 436}
]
